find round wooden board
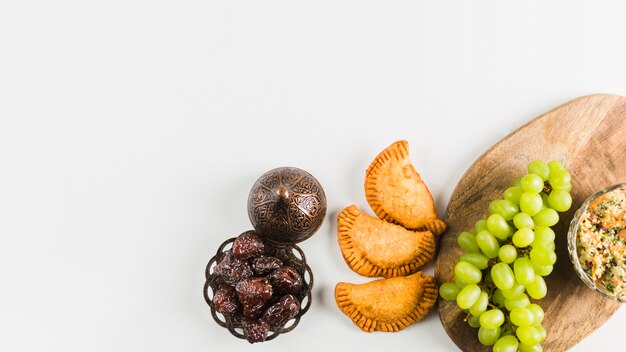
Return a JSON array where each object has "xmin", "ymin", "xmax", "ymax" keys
[{"xmin": 435, "ymin": 94, "xmax": 626, "ymax": 352}]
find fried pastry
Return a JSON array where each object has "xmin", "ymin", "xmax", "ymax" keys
[
  {"xmin": 337, "ymin": 205, "xmax": 435, "ymax": 278},
  {"xmin": 334, "ymin": 272, "xmax": 437, "ymax": 332},
  {"xmin": 365, "ymin": 140, "xmax": 447, "ymax": 235}
]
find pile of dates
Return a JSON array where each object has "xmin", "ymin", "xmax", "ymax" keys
[{"xmin": 212, "ymin": 230, "xmax": 304, "ymax": 343}]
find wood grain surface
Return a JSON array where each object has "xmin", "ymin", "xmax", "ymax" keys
[{"xmin": 435, "ymin": 94, "xmax": 626, "ymax": 352}]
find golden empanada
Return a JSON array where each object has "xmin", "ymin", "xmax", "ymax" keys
[
  {"xmin": 365, "ymin": 140, "xmax": 447, "ymax": 235},
  {"xmin": 337, "ymin": 205, "xmax": 435, "ymax": 278},
  {"xmin": 334, "ymin": 272, "xmax": 437, "ymax": 332}
]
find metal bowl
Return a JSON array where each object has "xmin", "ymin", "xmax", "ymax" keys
[
  {"xmin": 203, "ymin": 237, "xmax": 314, "ymax": 341},
  {"xmin": 567, "ymin": 183, "xmax": 626, "ymax": 303}
]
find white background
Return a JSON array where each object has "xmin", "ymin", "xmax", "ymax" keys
[{"xmin": 1, "ymin": 1, "xmax": 626, "ymax": 351}]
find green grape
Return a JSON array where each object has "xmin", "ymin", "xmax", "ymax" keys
[
  {"xmin": 510, "ymin": 307, "xmax": 535, "ymax": 326},
  {"xmin": 504, "ymin": 293, "xmax": 530, "ymax": 311},
  {"xmin": 528, "ymin": 160, "xmax": 550, "ymax": 181},
  {"xmin": 520, "ymin": 192, "xmax": 542, "ymax": 216},
  {"xmin": 519, "ymin": 343, "xmax": 543, "ymax": 352},
  {"xmin": 530, "ymin": 247, "xmax": 557, "ymax": 266},
  {"xmin": 547, "ymin": 189, "xmax": 572, "ymax": 212},
  {"xmin": 553, "ymin": 182, "xmax": 571, "ymax": 192},
  {"xmin": 455, "ymin": 276, "xmax": 468, "ymax": 288},
  {"xmin": 526, "ymin": 276, "xmax": 547, "ymax": 299},
  {"xmin": 478, "ymin": 326, "xmax": 501, "ymax": 346},
  {"xmin": 532, "ymin": 226, "xmax": 555, "ymax": 247},
  {"xmin": 468, "ymin": 314, "xmax": 481, "ymax": 328},
  {"xmin": 530, "ymin": 239, "xmax": 555, "ymax": 251},
  {"xmin": 487, "ymin": 214, "xmax": 511, "ymax": 240},
  {"xmin": 517, "ymin": 325, "xmax": 542, "ymax": 346},
  {"xmin": 450, "ymin": 160, "xmax": 570, "ymax": 351},
  {"xmin": 460, "ymin": 252, "xmax": 489, "ymax": 270},
  {"xmin": 526, "ymin": 304, "xmax": 545, "ymax": 325},
  {"xmin": 492, "ymin": 289, "xmax": 506, "ymax": 307},
  {"xmin": 513, "ymin": 213, "xmax": 535, "ymax": 229},
  {"xmin": 498, "ymin": 244, "xmax": 518, "ymax": 264},
  {"xmin": 513, "ymin": 257, "xmax": 536, "ymax": 285},
  {"xmin": 548, "ymin": 169, "xmax": 571, "ymax": 189},
  {"xmin": 475, "ymin": 219, "xmax": 488, "ymax": 234},
  {"xmin": 547, "ymin": 160, "xmax": 564, "ymax": 173},
  {"xmin": 479, "ymin": 309, "xmax": 505, "ymax": 329},
  {"xmin": 532, "ymin": 263, "xmax": 553, "ymax": 276},
  {"xmin": 439, "ymin": 282, "xmax": 460, "ymax": 301},
  {"xmin": 535, "ymin": 324, "xmax": 547, "ymax": 342},
  {"xmin": 502, "ymin": 282, "xmax": 525, "ymax": 299},
  {"xmin": 533, "ymin": 208, "xmax": 559, "ymax": 227},
  {"xmin": 458, "ymin": 231, "xmax": 480, "ymax": 252},
  {"xmin": 477, "ymin": 230, "xmax": 500, "ymax": 258},
  {"xmin": 455, "ymin": 261, "xmax": 482, "ymax": 284},
  {"xmin": 493, "ymin": 335, "xmax": 519, "ymax": 352},
  {"xmin": 504, "ymin": 186, "xmax": 524, "ymax": 204},
  {"xmin": 491, "ymin": 262, "xmax": 515, "ymax": 290},
  {"xmin": 512, "ymin": 228, "xmax": 535, "ymax": 248},
  {"xmin": 489, "ymin": 200, "xmax": 519, "ymax": 221},
  {"xmin": 469, "ymin": 291, "xmax": 489, "ymax": 316},
  {"xmin": 521, "ymin": 174, "xmax": 544, "ymax": 193},
  {"xmin": 457, "ymin": 284, "xmax": 481, "ymax": 309},
  {"xmin": 540, "ymin": 193, "xmax": 550, "ymax": 209}
]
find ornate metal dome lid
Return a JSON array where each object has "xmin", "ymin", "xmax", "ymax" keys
[{"xmin": 247, "ymin": 167, "xmax": 327, "ymax": 244}]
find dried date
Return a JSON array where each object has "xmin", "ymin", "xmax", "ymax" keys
[
  {"xmin": 268, "ymin": 266, "xmax": 303, "ymax": 295},
  {"xmin": 242, "ymin": 319, "xmax": 270, "ymax": 344},
  {"xmin": 251, "ymin": 256, "xmax": 283, "ymax": 276},
  {"xmin": 214, "ymin": 250, "xmax": 253, "ymax": 285},
  {"xmin": 232, "ymin": 230, "xmax": 265, "ymax": 260},
  {"xmin": 243, "ymin": 301, "xmax": 266, "ymax": 320},
  {"xmin": 212, "ymin": 285, "xmax": 240, "ymax": 315},
  {"xmin": 261, "ymin": 294, "xmax": 300, "ymax": 326},
  {"xmin": 235, "ymin": 277, "xmax": 273, "ymax": 304}
]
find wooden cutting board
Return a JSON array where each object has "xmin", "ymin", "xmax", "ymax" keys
[{"xmin": 435, "ymin": 94, "xmax": 626, "ymax": 352}]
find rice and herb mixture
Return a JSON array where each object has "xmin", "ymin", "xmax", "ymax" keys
[{"xmin": 576, "ymin": 185, "xmax": 626, "ymax": 298}]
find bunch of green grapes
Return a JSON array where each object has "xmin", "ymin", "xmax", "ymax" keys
[{"xmin": 440, "ymin": 160, "xmax": 572, "ymax": 352}]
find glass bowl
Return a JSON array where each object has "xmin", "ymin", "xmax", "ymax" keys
[{"xmin": 567, "ymin": 183, "xmax": 626, "ymax": 303}]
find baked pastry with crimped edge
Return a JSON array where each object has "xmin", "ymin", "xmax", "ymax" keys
[
  {"xmin": 337, "ymin": 204, "xmax": 435, "ymax": 278},
  {"xmin": 334, "ymin": 272, "xmax": 437, "ymax": 333},
  {"xmin": 365, "ymin": 140, "xmax": 447, "ymax": 235}
]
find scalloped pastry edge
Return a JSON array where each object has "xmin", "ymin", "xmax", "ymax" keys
[
  {"xmin": 364, "ymin": 140, "xmax": 447, "ymax": 235},
  {"xmin": 334, "ymin": 272, "xmax": 438, "ymax": 332},
  {"xmin": 337, "ymin": 205, "xmax": 436, "ymax": 278}
]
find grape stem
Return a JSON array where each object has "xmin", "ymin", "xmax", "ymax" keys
[
  {"xmin": 543, "ymin": 181, "xmax": 552, "ymax": 194},
  {"xmin": 503, "ymin": 318, "xmax": 517, "ymax": 333}
]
